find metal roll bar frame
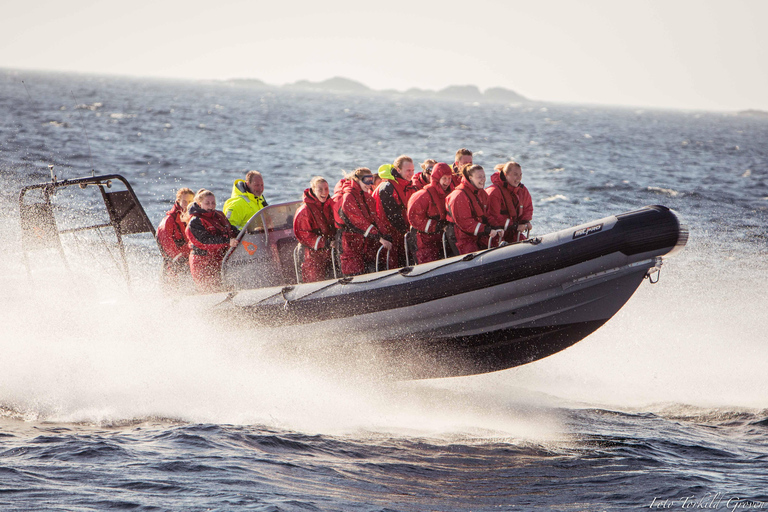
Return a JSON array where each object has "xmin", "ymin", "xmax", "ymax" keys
[{"xmin": 18, "ymin": 173, "xmax": 158, "ymax": 286}]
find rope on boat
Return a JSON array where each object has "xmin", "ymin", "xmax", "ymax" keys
[{"xmin": 242, "ymin": 233, "xmax": 542, "ymax": 310}]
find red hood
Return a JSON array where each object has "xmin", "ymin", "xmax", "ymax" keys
[
  {"xmin": 490, "ymin": 170, "xmax": 505, "ymax": 188},
  {"xmin": 431, "ymin": 162, "xmax": 453, "ymax": 183},
  {"xmin": 333, "ymin": 179, "xmax": 349, "ymax": 196},
  {"xmin": 303, "ymin": 188, "xmax": 329, "ymax": 207},
  {"xmin": 342, "ymin": 178, "xmax": 362, "ymax": 195},
  {"xmin": 412, "ymin": 172, "xmax": 429, "ymax": 188},
  {"xmin": 167, "ymin": 201, "xmax": 184, "ymax": 216}
]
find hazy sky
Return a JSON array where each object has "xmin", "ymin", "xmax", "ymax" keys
[{"xmin": 2, "ymin": 0, "xmax": 766, "ymax": 111}]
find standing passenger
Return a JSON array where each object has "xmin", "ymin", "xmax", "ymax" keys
[
  {"xmin": 506, "ymin": 162, "xmax": 534, "ymax": 237},
  {"xmin": 446, "ymin": 165, "xmax": 504, "ymax": 255},
  {"xmin": 407, "ymin": 162, "xmax": 453, "ymax": 264},
  {"xmin": 293, "ymin": 177, "xmax": 337, "ymax": 283},
  {"xmin": 373, "ymin": 155, "xmax": 416, "ymax": 268},
  {"xmin": 339, "ymin": 168, "xmax": 393, "ymax": 276},
  {"xmin": 411, "ymin": 159, "xmax": 436, "ymax": 191},
  {"xmin": 487, "ymin": 162, "xmax": 525, "ymax": 244},
  {"xmin": 157, "ymin": 187, "xmax": 194, "ymax": 286},
  {"xmin": 222, "ymin": 170, "xmax": 268, "ymax": 230},
  {"xmin": 186, "ymin": 189, "xmax": 239, "ymax": 293}
]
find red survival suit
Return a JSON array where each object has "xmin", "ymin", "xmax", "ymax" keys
[
  {"xmin": 157, "ymin": 202, "xmax": 191, "ymax": 284},
  {"xmin": 293, "ymin": 188, "xmax": 337, "ymax": 283},
  {"xmin": 185, "ymin": 202, "xmax": 239, "ymax": 293},
  {"xmin": 373, "ymin": 167, "xmax": 415, "ymax": 269},
  {"xmin": 486, "ymin": 170, "xmax": 523, "ymax": 244},
  {"xmin": 338, "ymin": 179, "xmax": 388, "ymax": 276},
  {"xmin": 407, "ymin": 163, "xmax": 453, "ymax": 264},
  {"xmin": 330, "ymin": 179, "xmax": 348, "ymax": 232},
  {"xmin": 411, "ymin": 171, "xmax": 430, "ymax": 192},
  {"xmin": 446, "ymin": 176, "xmax": 499, "ymax": 255},
  {"xmin": 511, "ymin": 182, "xmax": 534, "ymax": 233}
]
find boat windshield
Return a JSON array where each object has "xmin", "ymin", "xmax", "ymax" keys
[{"xmin": 245, "ymin": 202, "xmax": 300, "ymax": 234}]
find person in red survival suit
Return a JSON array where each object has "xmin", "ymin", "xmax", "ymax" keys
[
  {"xmin": 411, "ymin": 158, "xmax": 436, "ymax": 192},
  {"xmin": 446, "ymin": 164, "xmax": 505, "ymax": 255},
  {"xmin": 487, "ymin": 161, "xmax": 528, "ymax": 244},
  {"xmin": 293, "ymin": 176, "xmax": 337, "ymax": 283},
  {"xmin": 506, "ymin": 161, "xmax": 534, "ymax": 237},
  {"xmin": 157, "ymin": 187, "xmax": 195, "ymax": 288},
  {"xmin": 339, "ymin": 168, "xmax": 393, "ymax": 276},
  {"xmin": 372, "ymin": 155, "xmax": 416, "ymax": 269},
  {"xmin": 330, "ymin": 178, "xmax": 349, "ymax": 230},
  {"xmin": 451, "ymin": 148, "xmax": 473, "ymax": 188},
  {"xmin": 185, "ymin": 189, "xmax": 240, "ymax": 293},
  {"xmin": 407, "ymin": 162, "xmax": 454, "ymax": 264}
]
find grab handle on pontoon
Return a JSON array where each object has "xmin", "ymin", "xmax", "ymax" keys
[
  {"xmin": 292, "ymin": 243, "xmax": 302, "ymax": 284},
  {"xmin": 403, "ymin": 232, "xmax": 411, "ymax": 267},
  {"xmin": 488, "ymin": 231, "xmax": 503, "ymax": 249},
  {"xmin": 376, "ymin": 245, "xmax": 390, "ymax": 272},
  {"xmin": 331, "ymin": 245, "xmax": 339, "ymax": 279}
]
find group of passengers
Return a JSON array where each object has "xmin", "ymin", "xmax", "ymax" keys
[
  {"xmin": 157, "ymin": 149, "xmax": 533, "ymax": 292},
  {"xmin": 156, "ymin": 171, "xmax": 267, "ymax": 292}
]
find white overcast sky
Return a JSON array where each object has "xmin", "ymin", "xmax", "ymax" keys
[{"xmin": 2, "ymin": 0, "xmax": 766, "ymax": 111}]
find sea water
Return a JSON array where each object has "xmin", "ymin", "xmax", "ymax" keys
[{"xmin": 0, "ymin": 69, "xmax": 766, "ymax": 511}]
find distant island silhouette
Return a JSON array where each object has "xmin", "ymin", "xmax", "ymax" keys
[
  {"xmin": 737, "ymin": 109, "xmax": 768, "ymax": 118},
  {"xmin": 225, "ymin": 76, "xmax": 529, "ymax": 104}
]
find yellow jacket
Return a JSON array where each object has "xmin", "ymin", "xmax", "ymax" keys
[{"xmin": 222, "ymin": 179, "xmax": 268, "ymax": 229}]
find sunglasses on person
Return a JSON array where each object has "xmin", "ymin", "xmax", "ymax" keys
[{"xmin": 361, "ymin": 175, "xmax": 375, "ymax": 185}]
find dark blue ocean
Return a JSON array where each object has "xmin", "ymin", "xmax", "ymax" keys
[{"xmin": 1, "ymin": 69, "xmax": 767, "ymax": 511}]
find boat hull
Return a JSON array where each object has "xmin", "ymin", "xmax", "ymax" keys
[{"xmin": 211, "ymin": 205, "xmax": 686, "ymax": 379}]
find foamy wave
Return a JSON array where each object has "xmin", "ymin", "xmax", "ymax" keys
[
  {"xmin": 646, "ymin": 186, "xmax": 683, "ymax": 198},
  {"xmin": 540, "ymin": 194, "xmax": 568, "ymax": 203},
  {"xmin": 76, "ymin": 102, "xmax": 103, "ymax": 111}
]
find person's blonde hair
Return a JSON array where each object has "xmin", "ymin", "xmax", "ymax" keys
[
  {"xmin": 348, "ymin": 167, "xmax": 372, "ymax": 181},
  {"xmin": 194, "ymin": 189, "xmax": 214, "ymax": 203},
  {"xmin": 393, "ymin": 155, "xmax": 413, "ymax": 170},
  {"xmin": 501, "ymin": 161, "xmax": 521, "ymax": 176},
  {"xmin": 309, "ymin": 176, "xmax": 327, "ymax": 192},
  {"xmin": 420, "ymin": 159, "xmax": 437, "ymax": 173},
  {"xmin": 494, "ymin": 163, "xmax": 504, "ymax": 173},
  {"xmin": 176, "ymin": 187, "xmax": 194, "ymax": 202}
]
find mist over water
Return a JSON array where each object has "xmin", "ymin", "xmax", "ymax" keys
[
  {"xmin": 0, "ymin": 242, "xmax": 562, "ymax": 443},
  {"xmin": 1, "ymin": 69, "xmax": 766, "ymax": 510},
  {"xmin": 3, "ymin": 237, "xmax": 764, "ymax": 434}
]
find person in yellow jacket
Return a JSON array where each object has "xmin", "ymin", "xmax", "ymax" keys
[{"xmin": 222, "ymin": 170, "xmax": 268, "ymax": 229}]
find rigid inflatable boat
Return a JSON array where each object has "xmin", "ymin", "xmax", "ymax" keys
[{"xmin": 19, "ymin": 173, "xmax": 687, "ymax": 379}]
